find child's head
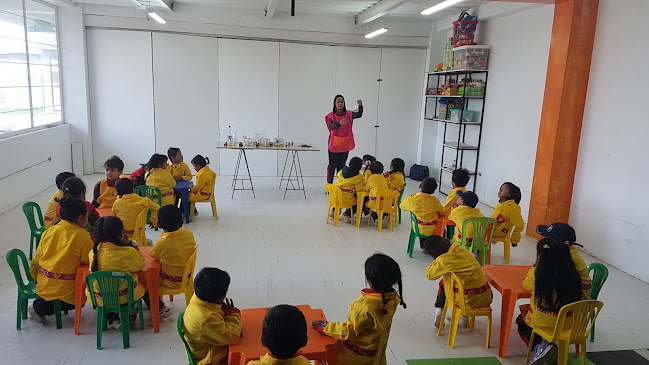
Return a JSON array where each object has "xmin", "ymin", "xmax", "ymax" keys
[
  {"xmin": 362, "ymin": 155, "xmax": 376, "ymax": 166},
  {"xmin": 348, "ymin": 157, "xmax": 363, "ymax": 172},
  {"xmin": 261, "ymin": 305, "xmax": 308, "ymax": 359},
  {"xmin": 420, "ymin": 177, "xmax": 438, "ymax": 194},
  {"xmin": 55, "ymin": 172, "xmax": 75, "ymax": 190},
  {"xmin": 148, "ymin": 154, "xmax": 168, "ymax": 169},
  {"xmin": 103, "ymin": 155, "xmax": 124, "ymax": 181},
  {"xmin": 369, "ymin": 161, "xmax": 384, "ymax": 175},
  {"xmin": 62, "ymin": 177, "xmax": 86, "ymax": 199},
  {"xmin": 194, "ymin": 267, "xmax": 230, "ymax": 304},
  {"xmin": 456, "ymin": 190, "xmax": 478, "ymax": 208},
  {"xmin": 498, "ymin": 182, "xmax": 521, "ymax": 204},
  {"xmin": 534, "ymin": 238, "xmax": 582, "ymax": 311},
  {"xmin": 451, "ymin": 168, "xmax": 470, "ymax": 188},
  {"xmin": 191, "ymin": 154, "xmax": 210, "ymax": 172},
  {"xmin": 389, "ymin": 158, "xmax": 405, "ymax": 174},
  {"xmin": 92, "ymin": 216, "xmax": 129, "ymax": 272},
  {"xmin": 364, "ymin": 253, "xmax": 406, "ymax": 313},
  {"xmin": 157, "ymin": 205, "xmax": 183, "ymax": 232},
  {"xmin": 536, "ymin": 222, "xmax": 578, "ymax": 246},
  {"xmin": 422, "ymin": 235, "xmax": 452, "ymax": 258},
  {"xmin": 58, "ymin": 195, "xmax": 88, "ymax": 227},
  {"xmin": 167, "ymin": 147, "xmax": 183, "ymax": 164},
  {"xmin": 115, "ymin": 178, "xmax": 134, "ymax": 196}
]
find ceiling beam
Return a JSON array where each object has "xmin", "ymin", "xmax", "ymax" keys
[
  {"xmin": 265, "ymin": 0, "xmax": 279, "ymax": 19},
  {"xmin": 159, "ymin": 0, "xmax": 174, "ymax": 11},
  {"xmin": 355, "ymin": 0, "xmax": 408, "ymax": 25},
  {"xmin": 41, "ymin": 0, "xmax": 75, "ymax": 7}
]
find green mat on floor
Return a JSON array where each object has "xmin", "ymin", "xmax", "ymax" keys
[{"xmin": 406, "ymin": 358, "xmax": 502, "ymax": 365}]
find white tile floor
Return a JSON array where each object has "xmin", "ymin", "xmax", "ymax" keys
[{"xmin": 0, "ymin": 175, "xmax": 648, "ymax": 365}]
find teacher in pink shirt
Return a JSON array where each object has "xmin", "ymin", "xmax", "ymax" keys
[{"xmin": 325, "ymin": 95, "xmax": 363, "ymax": 183}]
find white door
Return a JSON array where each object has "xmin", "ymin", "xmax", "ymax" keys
[
  {"xmin": 152, "ymin": 33, "xmax": 219, "ymax": 172},
  {"xmin": 278, "ymin": 43, "xmax": 335, "ymax": 177},
  {"xmin": 218, "ymin": 39, "xmax": 279, "ymax": 176},
  {"xmin": 87, "ymin": 30, "xmax": 155, "ymax": 173}
]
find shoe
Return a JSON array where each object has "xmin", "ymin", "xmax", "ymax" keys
[
  {"xmin": 381, "ymin": 218, "xmax": 390, "ymax": 229},
  {"xmin": 28, "ymin": 306, "xmax": 45, "ymax": 324},
  {"xmin": 434, "ymin": 308, "xmax": 443, "ymax": 328},
  {"xmin": 530, "ymin": 341, "xmax": 558, "ymax": 365},
  {"xmin": 107, "ymin": 320, "xmax": 122, "ymax": 330},
  {"xmin": 491, "ymin": 241, "xmax": 498, "ymax": 245},
  {"xmin": 159, "ymin": 305, "xmax": 172, "ymax": 319},
  {"xmin": 341, "ymin": 214, "xmax": 351, "ymax": 223},
  {"xmin": 512, "ymin": 242, "xmax": 518, "ymax": 247},
  {"xmin": 458, "ymin": 315, "xmax": 468, "ymax": 328},
  {"xmin": 194, "ymin": 208, "xmax": 199, "ymax": 216},
  {"xmin": 529, "ymin": 340, "xmax": 548, "ymax": 363},
  {"xmin": 329, "ymin": 209, "xmax": 335, "ymax": 218},
  {"xmin": 146, "ymin": 239, "xmax": 152, "ymax": 245}
]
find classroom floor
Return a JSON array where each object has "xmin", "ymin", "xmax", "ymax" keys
[{"xmin": 1, "ymin": 175, "xmax": 648, "ymax": 365}]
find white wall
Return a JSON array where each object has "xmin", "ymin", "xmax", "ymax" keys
[
  {"xmin": 571, "ymin": 0, "xmax": 649, "ymax": 282},
  {"xmin": 0, "ymin": 125, "xmax": 71, "ymax": 214}
]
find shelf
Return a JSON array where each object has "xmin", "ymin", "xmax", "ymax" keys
[
  {"xmin": 425, "ymin": 94, "xmax": 484, "ymax": 99},
  {"xmin": 438, "ymin": 183, "xmax": 453, "ymax": 196},
  {"xmin": 426, "ymin": 69, "xmax": 488, "ymax": 76},
  {"xmin": 441, "ymin": 167, "xmax": 476, "ymax": 175},
  {"xmin": 443, "ymin": 142, "xmax": 478, "ymax": 150},
  {"xmin": 424, "ymin": 116, "xmax": 481, "ymax": 125}
]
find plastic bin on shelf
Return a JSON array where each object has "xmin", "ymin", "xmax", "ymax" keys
[
  {"xmin": 450, "ymin": 109, "xmax": 476, "ymax": 123},
  {"xmin": 453, "ymin": 45, "xmax": 490, "ymax": 70}
]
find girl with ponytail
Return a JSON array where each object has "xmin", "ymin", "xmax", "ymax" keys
[
  {"xmin": 312, "ymin": 253, "xmax": 405, "ymax": 365},
  {"xmin": 189, "ymin": 154, "xmax": 217, "ymax": 206}
]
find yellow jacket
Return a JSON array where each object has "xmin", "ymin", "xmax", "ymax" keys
[
  {"xmin": 30, "ymin": 220, "xmax": 94, "ymax": 304},
  {"xmin": 146, "ymin": 168, "xmax": 177, "ymax": 206},
  {"xmin": 168, "ymin": 161, "xmax": 193, "ymax": 181},
  {"xmin": 96, "ymin": 179, "xmax": 119, "ymax": 208},
  {"xmin": 362, "ymin": 169, "xmax": 373, "ymax": 183},
  {"xmin": 335, "ymin": 170, "xmax": 365, "ymax": 207},
  {"xmin": 44, "ymin": 190, "xmax": 63, "ymax": 229},
  {"xmin": 449, "ymin": 205, "xmax": 484, "ymax": 245},
  {"xmin": 183, "ymin": 294, "xmax": 242, "ymax": 365},
  {"xmin": 86, "ymin": 242, "xmax": 145, "ymax": 306},
  {"xmin": 443, "ymin": 187, "xmax": 466, "ymax": 213},
  {"xmin": 247, "ymin": 354, "xmax": 311, "ymax": 365},
  {"xmin": 385, "ymin": 172, "xmax": 405, "ymax": 192},
  {"xmin": 425, "ymin": 243, "xmax": 492, "ymax": 309},
  {"xmin": 523, "ymin": 266, "xmax": 574, "ymax": 333},
  {"xmin": 571, "ymin": 246, "xmax": 592, "ymax": 299},
  {"xmin": 322, "ymin": 289, "xmax": 399, "ymax": 365},
  {"xmin": 363, "ymin": 174, "xmax": 390, "ymax": 211},
  {"xmin": 190, "ymin": 166, "xmax": 217, "ymax": 202},
  {"xmin": 112, "ymin": 194, "xmax": 160, "ymax": 237},
  {"xmin": 150, "ymin": 228, "xmax": 197, "ymax": 290},
  {"xmin": 399, "ymin": 193, "xmax": 445, "ymax": 236},
  {"xmin": 491, "ymin": 200, "xmax": 525, "ymax": 244}
]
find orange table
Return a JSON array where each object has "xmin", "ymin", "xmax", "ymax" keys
[
  {"xmin": 74, "ymin": 246, "xmax": 162, "ymax": 335},
  {"xmin": 96, "ymin": 207, "xmax": 115, "ymax": 217},
  {"xmin": 483, "ymin": 265, "xmax": 532, "ymax": 358},
  {"xmin": 228, "ymin": 305, "xmax": 337, "ymax": 365}
]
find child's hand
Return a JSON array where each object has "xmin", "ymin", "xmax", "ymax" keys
[
  {"xmin": 149, "ymin": 222, "xmax": 159, "ymax": 229},
  {"xmin": 222, "ymin": 298, "xmax": 240, "ymax": 316},
  {"xmin": 312, "ymin": 320, "xmax": 326, "ymax": 329}
]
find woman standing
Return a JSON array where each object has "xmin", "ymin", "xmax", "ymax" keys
[{"xmin": 325, "ymin": 95, "xmax": 363, "ymax": 183}]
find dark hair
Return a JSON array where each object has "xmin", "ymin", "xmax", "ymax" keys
[
  {"xmin": 421, "ymin": 177, "xmax": 438, "ymax": 194},
  {"xmin": 194, "ymin": 267, "xmax": 230, "ymax": 303},
  {"xmin": 115, "ymin": 178, "xmax": 134, "ymax": 195},
  {"xmin": 362, "ymin": 155, "xmax": 376, "ymax": 163},
  {"xmin": 262, "ymin": 305, "xmax": 308, "ymax": 359},
  {"xmin": 55, "ymin": 172, "xmax": 75, "ymax": 190},
  {"xmin": 103, "ymin": 155, "xmax": 124, "ymax": 172},
  {"xmin": 369, "ymin": 161, "xmax": 384, "ymax": 174},
  {"xmin": 501, "ymin": 182, "xmax": 522, "ymax": 205},
  {"xmin": 365, "ymin": 253, "xmax": 406, "ymax": 314},
  {"xmin": 92, "ymin": 216, "xmax": 128, "ymax": 272},
  {"xmin": 167, "ymin": 147, "xmax": 181, "ymax": 160},
  {"xmin": 58, "ymin": 195, "xmax": 87, "ymax": 222},
  {"xmin": 61, "ymin": 177, "xmax": 86, "ymax": 199},
  {"xmin": 535, "ymin": 238, "xmax": 583, "ymax": 311},
  {"xmin": 148, "ymin": 154, "xmax": 168, "ymax": 169},
  {"xmin": 452, "ymin": 168, "xmax": 470, "ymax": 187},
  {"xmin": 389, "ymin": 158, "xmax": 405, "ymax": 174},
  {"xmin": 422, "ymin": 235, "xmax": 451, "ymax": 258},
  {"xmin": 332, "ymin": 94, "xmax": 346, "ymax": 114},
  {"xmin": 349, "ymin": 157, "xmax": 363, "ymax": 172},
  {"xmin": 191, "ymin": 154, "xmax": 210, "ymax": 169},
  {"xmin": 157, "ymin": 205, "xmax": 183, "ymax": 232}
]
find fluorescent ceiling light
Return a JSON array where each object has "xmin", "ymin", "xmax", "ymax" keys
[
  {"xmin": 365, "ymin": 28, "xmax": 388, "ymax": 39},
  {"xmin": 421, "ymin": 0, "xmax": 465, "ymax": 15},
  {"xmin": 148, "ymin": 11, "xmax": 166, "ymax": 24}
]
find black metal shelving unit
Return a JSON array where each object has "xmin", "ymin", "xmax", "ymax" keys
[{"xmin": 423, "ymin": 69, "xmax": 488, "ymax": 194}]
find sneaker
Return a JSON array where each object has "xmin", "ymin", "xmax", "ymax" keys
[
  {"xmin": 146, "ymin": 239, "xmax": 152, "ymax": 245},
  {"xmin": 159, "ymin": 305, "xmax": 172, "ymax": 319},
  {"xmin": 434, "ymin": 308, "xmax": 443, "ymax": 328},
  {"xmin": 194, "ymin": 208, "xmax": 199, "ymax": 216},
  {"xmin": 529, "ymin": 340, "xmax": 548, "ymax": 362},
  {"xmin": 28, "ymin": 306, "xmax": 45, "ymax": 324},
  {"xmin": 458, "ymin": 315, "xmax": 468, "ymax": 328},
  {"xmin": 530, "ymin": 341, "xmax": 558, "ymax": 365},
  {"xmin": 381, "ymin": 217, "xmax": 390, "ymax": 229},
  {"xmin": 329, "ymin": 209, "xmax": 335, "ymax": 218},
  {"xmin": 512, "ymin": 242, "xmax": 518, "ymax": 247},
  {"xmin": 341, "ymin": 214, "xmax": 351, "ymax": 223},
  {"xmin": 107, "ymin": 320, "xmax": 122, "ymax": 331}
]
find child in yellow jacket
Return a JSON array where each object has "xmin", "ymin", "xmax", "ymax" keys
[
  {"xmin": 362, "ymin": 161, "xmax": 391, "ymax": 228},
  {"xmin": 442, "ymin": 168, "xmax": 470, "ymax": 213},
  {"xmin": 92, "ymin": 155, "xmax": 124, "ymax": 208},
  {"xmin": 423, "ymin": 235, "xmax": 492, "ymax": 328},
  {"xmin": 384, "ymin": 158, "xmax": 406, "ymax": 193},
  {"xmin": 360, "ymin": 154, "xmax": 376, "ymax": 182},
  {"xmin": 112, "ymin": 178, "xmax": 160, "ymax": 245},
  {"xmin": 400, "ymin": 177, "xmax": 445, "ymax": 248},
  {"xmin": 312, "ymin": 253, "xmax": 406, "ymax": 365},
  {"xmin": 448, "ymin": 191, "xmax": 484, "ymax": 247},
  {"xmin": 167, "ymin": 147, "xmax": 193, "ymax": 181},
  {"xmin": 44, "ymin": 172, "xmax": 75, "ymax": 229},
  {"xmin": 247, "ymin": 305, "xmax": 310, "ymax": 365},
  {"xmin": 183, "ymin": 267, "xmax": 242, "ymax": 365},
  {"xmin": 146, "ymin": 153, "xmax": 177, "ymax": 206},
  {"xmin": 333, "ymin": 157, "xmax": 364, "ymax": 223},
  {"xmin": 87, "ymin": 216, "xmax": 146, "ymax": 329},
  {"xmin": 492, "ymin": 182, "xmax": 525, "ymax": 247},
  {"xmin": 189, "ymin": 155, "xmax": 217, "ymax": 203},
  {"xmin": 28, "ymin": 196, "xmax": 94, "ymax": 322}
]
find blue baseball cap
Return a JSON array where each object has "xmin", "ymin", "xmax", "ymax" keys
[{"xmin": 457, "ymin": 190, "xmax": 478, "ymax": 208}]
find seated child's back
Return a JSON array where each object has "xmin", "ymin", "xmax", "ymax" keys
[
  {"xmin": 448, "ymin": 191, "xmax": 484, "ymax": 245},
  {"xmin": 335, "ymin": 157, "xmax": 365, "ymax": 207},
  {"xmin": 384, "ymin": 158, "xmax": 406, "ymax": 192},
  {"xmin": 364, "ymin": 161, "xmax": 390, "ymax": 211},
  {"xmin": 146, "ymin": 153, "xmax": 177, "ymax": 206},
  {"xmin": 112, "ymin": 178, "xmax": 160, "ymax": 242},
  {"xmin": 44, "ymin": 172, "xmax": 75, "ymax": 229},
  {"xmin": 400, "ymin": 177, "xmax": 445, "ymax": 237},
  {"xmin": 247, "ymin": 305, "xmax": 310, "ymax": 365}
]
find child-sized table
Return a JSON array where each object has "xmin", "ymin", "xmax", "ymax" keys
[{"xmin": 174, "ymin": 180, "xmax": 194, "ymax": 224}]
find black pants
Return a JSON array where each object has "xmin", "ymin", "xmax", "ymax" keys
[
  {"xmin": 32, "ymin": 298, "xmax": 75, "ymax": 317},
  {"xmin": 435, "ymin": 282, "xmax": 446, "ymax": 308},
  {"xmin": 142, "ymin": 292, "xmax": 165, "ymax": 310},
  {"xmin": 517, "ymin": 314, "xmax": 542, "ymax": 348},
  {"xmin": 327, "ymin": 151, "xmax": 349, "ymax": 183},
  {"xmin": 420, "ymin": 237, "xmax": 429, "ymax": 249}
]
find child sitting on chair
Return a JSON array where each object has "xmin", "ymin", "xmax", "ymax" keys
[
  {"xmin": 443, "ymin": 168, "xmax": 470, "ymax": 214},
  {"xmin": 492, "ymin": 182, "xmax": 525, "ymax": 247},
  {"xmin": 44, "ymin": 171, "xmax": 75, "ymax": 229},
  {"xmin": 145, "ymin": 154, "xmax": 176, "ymax": 206},
  {"xmin": 189, "ymin": 155, "xmax": 217, "ymax": 210},
  {"xmin": 167, "ymin": 147, "xmax": 193, "ymax": 181},
  {"xmin": 56, "ymin": 177, "xmax": 100, "ymax": 228},
  {"xmin": 399, "ymin": 177, "xmax": 445, "ymax": 248},
  {"xmin": 92, "ymin": 155, "xmax": 124, "ymax": 208},
  {"xmin": 247, "ymin": 305, "xmax": 310, "ymax": 365},
  {"xmin": 362, "ymin": 161, "xmax": 391, "ymax": 228},
  {"xmin": 448, "ymin": 191, "xmax": 484, "ymax": 247},
  {"xmin": 384, "ymin": 158, "xmax": 406, "ymax": 193},
  {"xmin": 112, "ymin": 178, "xmax": 159, "ymax": 244},
  {"xmin": 332, "ymin": 156, "xmax": 364, "ymax": 223},
  {"xmin": 360, "ymin": 154, "xmax": 376, "ymax": 182}
]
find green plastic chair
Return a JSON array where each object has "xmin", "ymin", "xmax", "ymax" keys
[
  {"xmin": 458, "ymin": 217, "xmax": 497, "ymax": 267},
  {"xmin": 177, "ymin": 312, "xmax": 197, "ymax": 365},
  {"xmin": 407, "ymin": 212, "xmax": 430, "ymax": 258},
  {"xmin": 6, "ymin": 248, "xmax": 66, "ymax": 330},
  {"xmin": 85, "ymin": 271, "xmax": 145, "ymax": 350},
  {"xmin": 588, "ymin": 263, "xmax": 609, "ymax": 342},
  {"xmin": 22, "ymin": 202, "xmax": 46, "ymax": 260},
  {"xmin": 397, "ymin": 183, "xmax": 406, "ymax": 224},
  {"xmin": 135, "ymin": 185, "xmax": 162, "ymax": 231}
]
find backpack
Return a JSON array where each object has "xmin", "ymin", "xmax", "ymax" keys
[{"xmin": 409, "ymin": 164, "xmax": 429, "ymax": 181}]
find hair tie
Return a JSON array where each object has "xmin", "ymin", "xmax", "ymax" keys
[
  {"xmin": 400, "ymin": 300, "xmax": 405, "ymax": 306},
  {"xmin": 93, "ymin": 253, "xmax": 97, "ymax": 259},
  {"xmin": 380, "ymin": 305, "xmax": 387, "ymax": 313}
]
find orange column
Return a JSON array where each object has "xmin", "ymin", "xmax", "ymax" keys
[{"xmin": 527, "ymin": 0, "xmax": 599, "ymax": 238}]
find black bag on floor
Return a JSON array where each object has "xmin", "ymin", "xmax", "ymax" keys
[{"xmin": 409, "ymin": 164, "xmax": 429, "ymax": 181}]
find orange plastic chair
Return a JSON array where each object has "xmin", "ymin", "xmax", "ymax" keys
[
  {"xmin": 525, "ymin": 300, "xmax": 604, "ymax": 365},
  {"xmin": 325, "ymin": 184, "xmax": 354, "ymax": 227},
  {"xmin": 162, "ymin": 246, "xmax": 198, "ymax": 306},
  {"xmin": 437, "ymin": 273, "xmax": 492, "ymax": 349},
  {"xmin": 492, "ymin": 229, "xmax": 513, "ymax": 264}
]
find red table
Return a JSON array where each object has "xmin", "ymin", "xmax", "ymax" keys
[
  {"xmin": 74, "ymin": 246, "xmax": 162, "ymax": 335},
  {"xmin": 228, "ymin": 305, "xmax": 337, "ymax": 365},
  {"xmin": 96, "ymin": 207, "xmax": 115, "ymax": 217},
  {"xmin": 483, "ymin": 265, "xmax": 532, "ymax": 358}
]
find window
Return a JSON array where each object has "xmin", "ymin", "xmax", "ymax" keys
[{"xmin": 0, "ymin": 0, "xmax": 61, "ymax": 134}]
